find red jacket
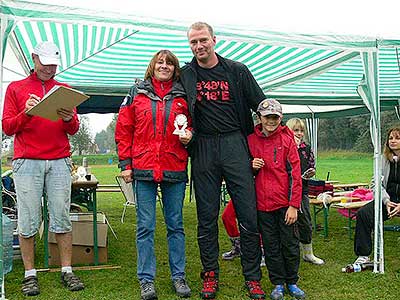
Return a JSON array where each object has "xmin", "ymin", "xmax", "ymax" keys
[
  {"xmin": 2, "ymin": 73, "xmax": 79, "ymax": 160},
  {"xmin": 247, "ymin": 124, "xmax": 302, "ymax": 211},
  {"xmin": 115, "ymin": 78, "xmax": 191, "ymax": 183}
]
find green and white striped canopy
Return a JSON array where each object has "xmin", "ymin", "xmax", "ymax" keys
[{"xmin": 2, "ymin": 0, "xmax": 400, "ymax": 117}]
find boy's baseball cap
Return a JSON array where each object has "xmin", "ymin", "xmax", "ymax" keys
[
  {"xmin": 33, "ymin": 41, "xmax": 61, "ymax": 66},
  {"xmin": 257, "ymin": 98, "xmax": 283, "ymax": 117}
]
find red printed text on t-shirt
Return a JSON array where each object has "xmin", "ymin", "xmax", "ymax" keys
[{"xmin": 196, "ymin": 80, "xmax": 230, "ymax": 102}]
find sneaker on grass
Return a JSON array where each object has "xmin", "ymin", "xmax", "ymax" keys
[
  {"xmin": 21, "ymin": 275, "xmax": 40, "ymax": 296},
  {"xmin": 270, "ymin": 285, "xmax": 284, "ymax": 300},
  {"xmin": 287, "ymin": 284, "xmax": 306, "ymax": 300},
  {"xmin": 200, "ymin": 271, "xmax": 218, "ymax": 299},
  {"xmin": 61, "ymin": 272, "xmax": 84, "ymax": 292},
  {"xmin": 140, "ymin": 281, "xmax": 157, "ymax": 300},
  {"xmin": 172, "ymin": 278, "xmax": 191, "ymax": 298},
  {"xmin": 245, "ymin": 280, "xmax": 265, "ymax": 299},
  {"xmin": 354, "ymin": 256, "xmax": 370, "ymax": 265}
]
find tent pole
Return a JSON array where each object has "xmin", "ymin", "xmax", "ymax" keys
[
  {"xmin": 357, "ymin": 50, "xmax": 383, "ymax": 274},
  {"xmin": 0, "ymin": 14, "xmax": 7, "ymax": 300}
]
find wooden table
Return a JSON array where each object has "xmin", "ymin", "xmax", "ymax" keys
[
  {"xmin": 331, "ymin": 200, "xmax": 372, "ymax": 238},
  {"xmin": 333, "ymin": 182, "xmax": 369, "ymax": 191},
  {"xmin": 333, "ymin": 190, "xmax": 355, "ymax": 197},
  {"xmin": 309, "ymin": 196, "xmax": 359, "ymax": 238},
  {"xmin": 43, "ymin": 175, "xmax": 100, "ymax": 267}
]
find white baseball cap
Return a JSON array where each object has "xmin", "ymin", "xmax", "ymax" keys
[{"xmin": 33, "ymin": 41, "xmax": 61, "ymax": 66}]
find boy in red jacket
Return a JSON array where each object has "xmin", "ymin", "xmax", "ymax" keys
[{"xmin": 247, "ymin": 99, "xmax": 305, "ymax": 300}]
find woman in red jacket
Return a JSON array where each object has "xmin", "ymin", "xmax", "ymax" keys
[{"xmin": 115, "ymin": 50, "xmax": 192, "ymax": 300}]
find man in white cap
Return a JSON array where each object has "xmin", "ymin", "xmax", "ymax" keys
[{"xmin": 2, "ymin": 41, "xmax": 84, "ymax": 296}]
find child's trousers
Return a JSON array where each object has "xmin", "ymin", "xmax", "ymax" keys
[{"xmin": 258, "ymin": 207, "xmax": 300, "ymax": 285}]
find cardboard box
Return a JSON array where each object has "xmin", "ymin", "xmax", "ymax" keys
[
  {"xmin": 48, "ymin": 221, "xmax": 108, "ymax": 247},
  {"xmin": 48, "ymin": 243, "xmax": 107, "ymax": 266},
  {"xmin": 47, "ymin": 212, "xmax": 108, "ymax": 265}
]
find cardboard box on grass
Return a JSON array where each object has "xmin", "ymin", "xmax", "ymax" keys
[
  {"xmin": 48, "ymin": 244, "xmax": 108, "ymax": 265},
  {"xmin": 48, "ymin": 212, "xmax": 108, "ymax": 266}
]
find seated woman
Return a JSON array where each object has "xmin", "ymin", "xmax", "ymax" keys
[{"xmin": 353, "ymin": 125, "xmax": 400, "ymax": 265}]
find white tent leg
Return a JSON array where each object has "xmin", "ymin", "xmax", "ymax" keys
[{"xmin": 357, "ymin": 49, "xmax": 383, "ymax": 273}]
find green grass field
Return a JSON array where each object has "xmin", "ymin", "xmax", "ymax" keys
[{"xmin": 4, "ymin": 151, "xmax": 400, "ymax": 299}]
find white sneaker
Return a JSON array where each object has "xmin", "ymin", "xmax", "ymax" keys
[{"xmin": 354, "ymin": 256, "xmax": 370, "ymax": 265}]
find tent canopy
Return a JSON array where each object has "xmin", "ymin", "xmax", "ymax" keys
[
  {"xmin": 0, "ymin": 0, "xmax": 396, "ymax": 274},
  {"xmin": 2, "ymin": 0, "xmax": 400, "ymax": 117}
]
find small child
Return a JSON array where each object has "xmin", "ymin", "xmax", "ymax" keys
[
  {"xmin": 221, "ymin": 199, "xmax": 266, "ymax": 267},
  {"xmin": 247, "ymin": 99, "xmax": 305, "ymax": 300},
  {"xmin": 286, "ymin": 117, "xmax": 325, "ymax": 265}
]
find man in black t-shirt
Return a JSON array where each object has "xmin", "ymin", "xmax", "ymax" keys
[{"xmin": 180, "ymin": 22, "xmax": 266, "ymax": 300}]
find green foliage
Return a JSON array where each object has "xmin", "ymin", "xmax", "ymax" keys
[
  {"xmin": 69, "ymin": 116, "xmax": 93, "ymax": 155},
  {"xmin": 5, "ymin": 154, "xmax": 400, "ymax": 300},
  {"xmin": 318, "ymin": 110, "xmax": 400, "ymax": 152},
  {"xmin": 94, "ymin": 114, "xmax": 117, "ymax": 154}
]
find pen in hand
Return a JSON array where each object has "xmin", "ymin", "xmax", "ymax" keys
[{"xmin": 25, "ymin": 94, "xmax": 41, "ymax": 114}]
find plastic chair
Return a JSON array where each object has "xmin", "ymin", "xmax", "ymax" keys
[{"xmin": 115, "ymin": 176, "xmax": 136, "ymax": 223}]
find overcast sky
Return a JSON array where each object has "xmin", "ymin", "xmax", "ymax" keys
[
  {"xmin": 5, "ymin": 0, "xmax": 400, "ymax": 136},
  {"xmin": 39, "ymin": 0, "xmax": 400, "ymax": 38}
]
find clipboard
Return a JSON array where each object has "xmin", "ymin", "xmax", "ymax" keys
[{"xmin": 26, "ymin": 85, "xmax": 90, "ymax": 121}]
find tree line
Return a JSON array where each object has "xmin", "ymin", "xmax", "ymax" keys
[{"xmin": 317, "ymin": 110, "xmax": 399, "ymax": 152}]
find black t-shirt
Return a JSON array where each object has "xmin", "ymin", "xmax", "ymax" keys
[
  {"xmin": 387, "ymin": 161, "xmax": 400, "ymax": 203},
  {"xmin": 195, "ymin": 63, "xmax": 240, "ymax": 134}
]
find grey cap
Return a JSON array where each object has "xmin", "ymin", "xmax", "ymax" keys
[{"xmin": 257, "ymin": 98, "xmax": 282, "ymax": 117}]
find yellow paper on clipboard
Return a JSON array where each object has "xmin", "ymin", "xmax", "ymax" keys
[{"xmin": 26, "ymin": 85, "xmax": 89, "ymax": 121}]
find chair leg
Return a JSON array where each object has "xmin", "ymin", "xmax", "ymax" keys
[{"xmin": 121, "ymin": 203, "xmax": 128, "ymax": 223}]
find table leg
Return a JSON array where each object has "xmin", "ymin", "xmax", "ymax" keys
[
  {"xmin": 92, "ymin": 189, "xmax": 98, "ymax": 265},
  {"xmin": 323, "ymin": 206, "xmax": 329, "ymax": 238}
]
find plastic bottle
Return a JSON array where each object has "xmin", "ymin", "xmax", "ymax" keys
[
  {"xmin": 341, "ymin": 262, "xmax": 374, "ymax": 273},
  {"xmin": 1, "ymin": 213, "xmax": 14, "ymax": 274}
]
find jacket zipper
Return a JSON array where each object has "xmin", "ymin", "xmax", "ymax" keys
[
  {"xmin": 274, "ymin": 147, "xmax": 277, "ymax": 163},
  {"xmin": 42, "ymin": 81, "xmax": 46, "ymax": 97}
]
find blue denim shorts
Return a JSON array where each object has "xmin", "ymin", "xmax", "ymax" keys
[{"xmin": 12, "ymin": 158, "xmax": 73, "ymax": 237}]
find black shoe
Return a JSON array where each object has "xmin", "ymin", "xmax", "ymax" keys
[
  {"xmin": 140, "ymin": 281, "xmax": 157, "ymax": 300},
  {"xmin": 61, "ymin": 272, "xmax": 85, "ymax": 291},
  {"xmin": 21, "ymin": 275, "xmax": 40, "ymax": 296}
]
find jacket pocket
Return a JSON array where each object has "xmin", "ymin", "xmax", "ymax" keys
[
  {"xmin": 164, "ymin": 147, "xmax": 188, "ymax": 163},
  {"xmin": 132, "ymin": 145, "xmax": 152, "ymax": 159}
]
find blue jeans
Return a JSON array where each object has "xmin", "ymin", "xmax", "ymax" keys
[{"xmin": 135, "ymin": 180, "xmax": 187, "ymax": 283}]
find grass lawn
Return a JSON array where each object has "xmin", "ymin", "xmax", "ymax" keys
[{"xmin": 4, "ymin": 151, "xmax": 400, "ymax": 299}]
